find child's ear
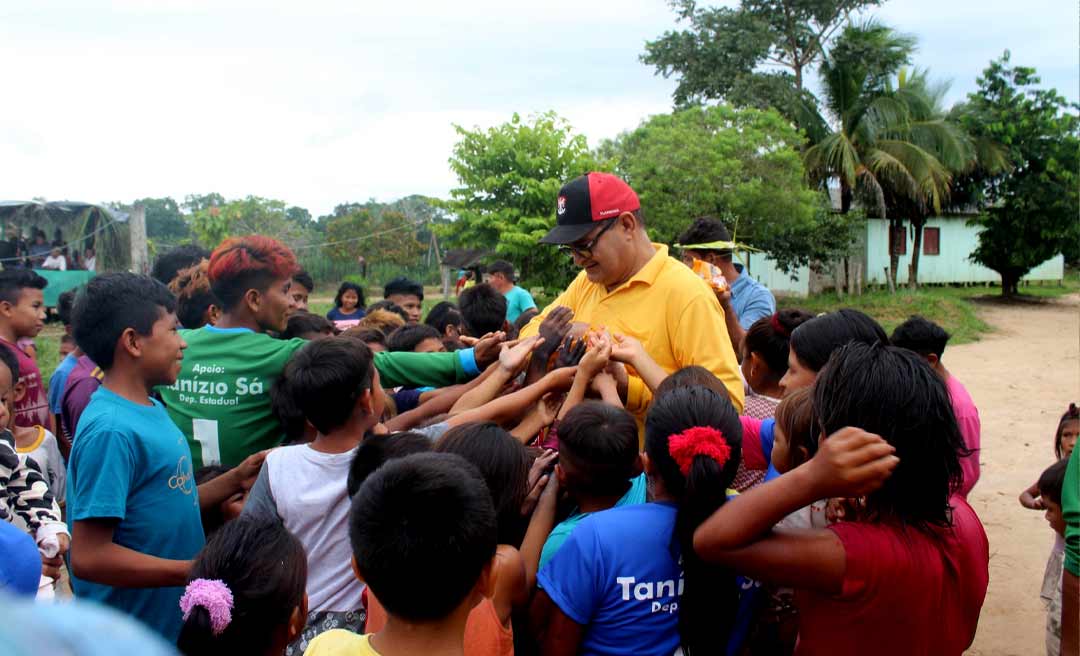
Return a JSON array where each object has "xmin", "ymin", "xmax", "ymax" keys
[
  {"xmin": 0, "ymin": 300, "xmax": 12, "ymax": 319},
  {"xmin": 926, "ymin": 353, "xmax": 940, "ymax": 368},
  {"xmin": 357, "ymin": 388, "xmax": 374, "ymax": 416},
  {"xmin": 118, "ymin": 327, "xmax": 141, "ymax": 359},
  {"xmin": 629, "ymin": 453, "xmax": 644, "ymax": 478},
  {"xmin": 351, "ymin": 555, "xmax": 366, "ymax": 584},
  {"xmin": 474, "ymin": 554, "xmax": 497, "ymax": 600},
  {"xmin": 287, "ymin": 595, "xmax": 309, "ymax": 642},
  {"xmin": 794, "ymin": 446, "xmax": 810, "ymax": 469},
  {"xmin": 244, "ymin": 288, "xmax": 262, "ymax": 315},
  {"xmin": 13, "ymin": 380, "xmax": 27, "ymax": 404},
  {"xmin": 641, "ymin": 452, "xmax": 656, "ymax": 476},
  {"xmin": 207, "ymin": 304, "xmax": 222, "ymax": 326},
  {"xmin": 555, "ymin": 463, "xmax": 567, "ymax": 487}
]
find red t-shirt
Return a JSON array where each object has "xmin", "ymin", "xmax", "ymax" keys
[
  {"xmin": 0, "ymin": 338, "xmax": 49, "ymax": 429},
  {"xmin": 795, "ymin": 497, "xmax": 989, "ymax": 655}
]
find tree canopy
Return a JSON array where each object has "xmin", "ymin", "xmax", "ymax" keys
[
  {"xmin": 952, "ymin": 52, "xmax": 1079, "ymax": 295},
  {"xmin": 443, "ymin": 112, "xmax": 600, "ymax": 288}
]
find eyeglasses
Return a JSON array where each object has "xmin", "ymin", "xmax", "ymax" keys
[{"xmin": 558, "ymin": 219, "xmax": 617, "ymax": 259}]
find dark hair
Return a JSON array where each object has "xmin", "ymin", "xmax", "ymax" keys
[
  {"xmin": 57, "ymin": 290, "xmax": 77, "ymax": 328},
  {"xmin": 281, "ymin": 336, "xmax": 374, "ymax": 435},
  {"xmin": 170, "ymin": 260, "xmax": 220, "ymax": 329},
  {"xmin": 349, "ymin": 453, "xmax": 496, "ymax": 621},
  {"xmin": 0, "ymin": 344, "xmax": 20, "ymax": 385},
  {"xmin": 270, "ymin": 375, "xmax": 307, "ymax": 444},
  {"xmin": 655, "ymin": 365, "xmax": 731, "ymax": 401},
  {"xmin": 513, "ymin": 308, "xmax": 539, "ymax": 333},
  {"xmin": 333, "ymin": 281, "xmax": 366, "ymax": 309},
  {"xmin": 789, "ymin": 308, "xmax": 888, "ymax": 372},
  {"xmin": 458, "ymin": 284, "xmax": 508, "ymax": 337},
  {"xmin": 814, "ymin": 342, "xmax": 967, "ymax": 530},
  {"xmin": 282, "ymin": 312, "xmax": 335, "ymax": 340},
  {"xmin": 193, "ymin": 465, "xmax": 232, "ymax": 536},
  {"xmin": 72, "ymin": 273, "xmax": 176, "ymax": 370},
  {"xmin": 0, "ymin": 269, "xmax": 47, "ymax": 305},
  {"xmin": 366, "ymin": 300, "xmax": 409, "ymax": 323},
  {"xmin": 890, "ymin": 315, "xmax": 951, "ymax": 358},
  {"xmin": 177, "ymin": 517, "xmax": 307, "ymax": 656},
  {"xmin": 151, "ymin": 245, "xmax": 210, "ymax": 286},
  {"xmin": 435, "ymin": 422, "xmax": 529, "ymax": 544},
  {"xmin": 425, "ymin": 302, "xmax": 463, "ymax": 334},
  {"xmin": 485, "ymin": 260, "xmax": 516, "ymax": 280},
  {"xmin": 1039, "ymin": 458, "xmax": 1069, "ymax": 506},
  {"xmin": 383, "ymin": 277, "xmax": 424, "ymax": 302},
  {"xmin": 744, "ymin": 310, "xmax": 815, "ymax": 380},
  {"xmin": 60, "ymin": 334, "xmax": 76, "ymax": 346},
  {"xmin": 773, "ymin": 387, "xmax": 817, "ymax": 470},
  {"xmin": 386, "ymin": 323, "xmax": 443, "ymax": 352},
  {"xmin": 1054, "ymin": 403, "xmax": 1080, "ymax": 459},
  {"xmin": 558, "ymin": 402, "xmax": 639, "ymax": 497},
  {"xmin": 645, "ymin": 386, "xmax": 742, "ymax": 653},
  {"xmin": 292, "ymin": 269, "xmax": 314, "ymax": 293},
  {"xmin": 207, "ymin": 236, "xmax": 298, "ymax": 311},
  {"xmin": 342, "ymin": 327, "xmax": 387, "ymax": 349},
  {"xmin": 347, "ymin": 432, "xmax": 433, "ymax": 497},
  {"xmin": 677, "ymin": 216, "xmax": 732, "ymax": 256}
]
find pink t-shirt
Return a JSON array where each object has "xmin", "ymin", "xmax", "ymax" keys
[
  {"xmin": 946, "ymin": 375, "xmax": 981, "ymax": 498},
  {"xmin": 0, "ymin": 338, "xmax": 49, "ymax": 429},
  {"xmin": 795, "ymin": 497, "xmax": 989, "ymax": 655}
]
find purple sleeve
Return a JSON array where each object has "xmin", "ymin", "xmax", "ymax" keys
[{"xmin": 62, "ymin": 377, "xmax": 100, "ymax": 440}]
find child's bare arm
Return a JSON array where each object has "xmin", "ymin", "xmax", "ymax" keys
[
  {"xmin": 450, "ymin": 336, "xmax": 543, "ymax": 415},
  {"xmin": 1019, "ymin": 480, "xmax": 1043, "ymax": 509},
  {"xmin": 557, "ymin": 334, "xmax": 610, "ymax": 420},
  {"xmin": 520, "ymin": 473, "xmax": 559, "ymax": 595},
  {"xmin": 538, "ymin": 597, "xmax": 585, "ymax": 656},
  {"xmin": 694, "ymin": 427, "xmax": 898, "ymax": 593},
  {"xmin": 70, "ymin": 518, "xmax": 190, "ymax": 588},
  {"xmin": 610, "ymin": 334, "xmax": 668, "ymax": 393},
  {"xmin": 448, "ymin": 368, "xmax": 576, "ymax": 429}
]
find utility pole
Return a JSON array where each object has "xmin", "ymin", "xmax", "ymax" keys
[{"xmin": 130, "ymin": 202, "xmax": 149, "ymax": 275}]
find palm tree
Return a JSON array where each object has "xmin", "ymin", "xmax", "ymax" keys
[{"xmin": 801, "ymin": 22, "xmax": 984, "ymax": 289}]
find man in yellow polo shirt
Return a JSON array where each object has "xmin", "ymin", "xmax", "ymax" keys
[{"xmin": 520, "ymin": 172, "xmax": 743, "ymax": 420}]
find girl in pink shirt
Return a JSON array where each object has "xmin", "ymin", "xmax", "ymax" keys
[{"xmin": 694, "ymin": 342, "xmax": 989, "ymax": 656}]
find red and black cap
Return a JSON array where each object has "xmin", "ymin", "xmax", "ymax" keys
[{"xmin": 539, "ymin": 172, "xmax": 641, "ymax": 245}]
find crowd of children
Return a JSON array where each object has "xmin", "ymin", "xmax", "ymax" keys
[{"xmin": 0, "ymin": 228, "xmax": 1071, "ymax": 656}]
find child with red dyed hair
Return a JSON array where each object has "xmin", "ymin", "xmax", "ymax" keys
[{"xmin": 160, "ymin": 235, "xmax": 510, "ymax": 469}]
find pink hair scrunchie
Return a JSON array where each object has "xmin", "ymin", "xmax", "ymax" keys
[
  {"xmin": 179, "ymin": 578, "xmax": 234, "ymax": 636},
  {"xmin": 668, "ymin": 426, "xmax": 732, "ymax": 476}
]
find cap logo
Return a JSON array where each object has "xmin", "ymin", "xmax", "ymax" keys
[
  {"xmin": 557, "ymin": 196, "xmax": 567, "ymax": 216},
  {"xmin": 597, "ymin": 208, "xmax": 620, "ymax": 217}
]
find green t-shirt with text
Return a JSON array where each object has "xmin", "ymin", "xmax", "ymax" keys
[{"xmin": 159, "ymin": 326, "xmax": 304, "ymax": 469}]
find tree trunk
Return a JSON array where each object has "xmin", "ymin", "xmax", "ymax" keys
[
  {"xmin": 888, "ymin": 218, "xmax": 902, "ymax": 293},
  {"xmin": 909, "ymin": 217, "xmax": 925, "ymax": 290},
  {"xmin": 1001, "ymin": 271, "xmax": 1020, "ymax": 297}
]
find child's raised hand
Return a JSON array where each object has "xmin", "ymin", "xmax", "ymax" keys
[
  {"xmin": 536, "ymin": 393, "xmax": 561, "ymax": 427},
  {"xmin": 807, "ymin": 427, "xmax": 898, "ymax": 499},
  {"xmin": 610, "ymin": 333, "xmax": 646, "ymax": 365},
  {"xmin": 555, "ymin": 336, "xmax": 587, "ymax": 369},
  {"xmin": 498, "ymin": 335, "xmax": 544, "ymax": 375},
  {"xmin": 472, "ymin": 332, "xmax": 508, "ymax": 368},
  {"xmin": 234, "ymin": 449, "xmax": 270, "ymax": 491},
  {"xmin": 542, "ymin": 366, "xmax": 578, "ymax": 392},
  {"xmin": 579, "ymin": 331, "xmax": 612, "ymax": 377}
]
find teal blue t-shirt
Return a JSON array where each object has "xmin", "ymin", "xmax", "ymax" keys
[
  {"xmin": 503, "ymin": 285, "xmax": 538, "ymax": 324},
  {"xmin": 539, "ymin": 473, "xmax": 647, "ymax": 569},
  {"xmin": 67, "ymin": 387, "xmax": 205, "ymax": 642}
]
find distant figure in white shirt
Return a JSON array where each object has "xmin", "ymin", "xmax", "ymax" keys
[
  {"xmin": 41, "ymin": 248, "xmax": 66, "ymax": 271},
  {"xmin": 83, "ymin": 247, "xmax": 96, "ymax": 272}
]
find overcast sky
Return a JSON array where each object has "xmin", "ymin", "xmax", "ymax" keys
[{"xmin": 2, "ymin": 0, "xmax": 1076, "ymax": 217}]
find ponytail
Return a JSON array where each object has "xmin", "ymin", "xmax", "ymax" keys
[{"xmin": 645, "ymin": 386, "xmax": 743, "ymax": 654}]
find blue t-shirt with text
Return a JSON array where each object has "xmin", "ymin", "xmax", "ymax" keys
[
  {"xmin": 503, "ymin": 286, "xmax": 537, "ymax": 324},
  {"xmin": 67, "ymin": 387, "xmax": 205, "ymax": 643},
  {"xmin": 538, "ymin": 502, "xmax": 683, "ymax": 656}
]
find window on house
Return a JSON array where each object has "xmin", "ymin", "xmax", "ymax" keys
[
  {"xmin": 923, "ymin": 227, "xmax": 940, "ymax": 255},
  {"xmin": 889, "ymin": 225, "xmax": 907, "ymax": 255}
]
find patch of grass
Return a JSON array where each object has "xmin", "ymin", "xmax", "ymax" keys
[{"xmin": 33, "ymin": 324, "xmax": 65, "ymax": 384}]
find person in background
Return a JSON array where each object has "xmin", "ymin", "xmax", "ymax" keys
[
  {"xmin": 486, "ymin": 260, "xmax": 537, "ymax": 325},
  {"xmin": 282, "ymin": 312, "xmax": 336, "ymax": 341},
  {"xmin": 150, "ymin": 244, "xmax": 211, "ymax": 287},
  {"xmin": 521, "ymin": 172, "xmax": 745, "ymax": 420},
  {"xmin": 0, "ymin": 270, "xmax": 51, "ymax": 431},
  {"xmin": 387, "ymin": 323, "xmax": 445, "ymax": 353},
  {"xmin": 425, "ymin": 301, "xmax": 466, "ymax": 351},
  {"xmin": 82, "ymin": 247, "xmax": 95, "ymax": 273},
  {"xmin": 41, "ymin": 248, "xmax": 66, "ymax": 271},
  {"xmin": 326, "ymin": 282, "xmax": 366, "ymax": 329},
  {"xmin": 169, "ymin": 259, "xmax": 222, "ymax": 329},
  {"xmin": 356, "ymin": 308, "xmax": 405, "ymax": 337},
  {"xmin": 459, "ymin": 283, "xmax": 509, "ymax": 338},
  {"xmin": 678, "ymin": 216, "xmax": 776, "ymax": 352},
  {"xmin": 290, "ymin": 270, "xmax": 314, "ymax": 314},
  {"xmin": 28, "ymin": 232, "xmax": 50, "ymax": 268},
  {"xmin": 891, "ymin": 315, "xmax": 981, "ymax": 498},
  {"xmin": 383, "ymin": 277, "xmax": 424, "ymax": 324},
  {"xmin": 1032, "ymin": 458, "xmax": 1069, "ymax": 655},
  {"xmin": 741, "ymin": 310, "xmax": 814, "ymax": 419}
]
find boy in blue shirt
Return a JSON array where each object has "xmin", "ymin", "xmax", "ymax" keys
[{"xmin": 66, "ymin": 273, "xmax": 265, "ymax": 642}]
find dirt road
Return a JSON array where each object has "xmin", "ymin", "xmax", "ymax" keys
[{"xmin": 952, "ymin": 295, "xmax": 1079, "ymax": 655}]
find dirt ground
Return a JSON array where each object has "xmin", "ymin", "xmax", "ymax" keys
[{"xmin": 951, "ymin": 294, "xmax": 1080, "ymax": 655}]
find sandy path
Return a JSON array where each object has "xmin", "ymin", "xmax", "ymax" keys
[{"xmin": 949, "ymin": 294, "xmax": 1080, "ymax": 655}]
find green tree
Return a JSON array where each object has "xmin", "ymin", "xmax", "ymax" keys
[
  {"xmin": 951, "ymin": 52, "xmax": 1079, "ymax": 296},
  {"xmin": 190, "ymin": 196, "xmax": 315, "ymax": 249},
  {"xmin": 597, "ymin": 104, "xmax": 843, "ymax": 271},
  {"xmin": 642, "ymin": 0, "xmax": 881, "ymax": 116},
  {"xmin": 130, "ymin": 197, "xmax": 190, "ymax": 242},
  {"xmin": 322, "ymin": 209, "xmax": 423, "ymax": 267},
  {"xmin": 444, "ymin": 112, "xmax": 600, "ymax": 288}
]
